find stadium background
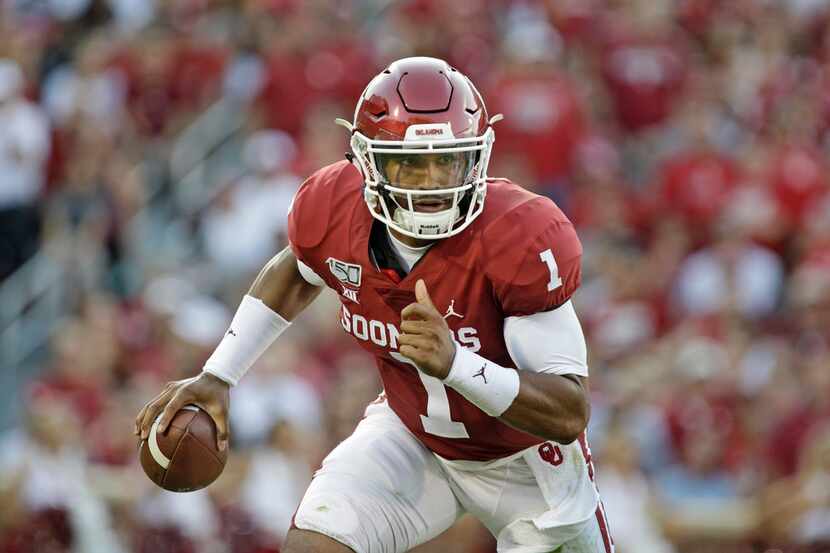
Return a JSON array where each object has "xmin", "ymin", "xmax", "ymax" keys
[{"xmin": 1, "ymin": 1, "xmax": 829, "ymax": 552}]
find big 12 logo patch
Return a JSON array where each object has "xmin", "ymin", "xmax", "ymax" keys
[
  {"xmin": 327, "ymin": 257, "xmax": 361, "ymax": 303},
  {"xmin": 326, "ymin": 257, "xmax": 362, "ymax": 287}
]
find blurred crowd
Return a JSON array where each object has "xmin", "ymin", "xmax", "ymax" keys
[{"xmin": 1, "ymin": 0, "xmax": 830, "ymax": 552}]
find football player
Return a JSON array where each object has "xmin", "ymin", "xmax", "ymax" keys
[{"xmin": 136, "ymin": 57, "xmax": 613, "ymax": 553}]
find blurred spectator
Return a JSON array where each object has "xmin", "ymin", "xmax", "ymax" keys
[
  {"xmin": 134, "ymin": 487, "xmax": 218, "ymax": 550},
  {"xmin": 230, "ymin": 342, "xmax": 323, "ymax": 448},
  {"xmin": 168, "ymin": 294, "xmax": 231, "ymax": 377},
  {"xmin": 0, "ymin": 393, "xmax": 126, "ymax": 552},
  {"xmin": 761, "ymin": 424, "xmax": 830, "ymax": 546},
  {"xmin": 654, "ymin": 147, "xmax": 743, "ymax": 243},
  {"xmin": 0, "ymin": 59, "xmax": 50, "ymax": 280},
  {"xmin": 488, "ymin": 6, "xmax": 586, "ymax": 193},
  {"xmin": 597, "ymin": 427, "xmax": 675, "ymax": 553},
  {"xmin": 201, "ymin": 129, "xmax": 300, "ymax": 284},
  {"xmin": 672, "ymin": 218, "xmax": 784, "ymax": 320},
  {"xmin": 597, "ymin": 2, "xmax": 689, "ymax": 133},
  {"xmin": 766, "ymin": 143, "xmax": 829, "ymax": 234},
  {"xmin": 238, "ymin": 419, "xmax": 312, "ymax": 542},
  {"xmin": 42, "ymin": 34, "xmax": 127, "ymax": 137}
]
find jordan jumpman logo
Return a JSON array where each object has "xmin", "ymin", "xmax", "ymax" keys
[
  {"xmin": 473, "ymin": 364, "xmax": 487, "ymax": 383},
  {"xmin": 443, "ymin": 299, "xmax": 464, "ymax": 319}
]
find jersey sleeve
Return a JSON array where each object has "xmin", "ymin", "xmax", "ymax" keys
[
  {"xmin": 287, "ymin": 161, "xmax": 350, "ymax": 270},
  {"xmin": 503, "ymin": 301, "xmax": 588, "ymax": 376},
  {"xmin": 483, "ymin": 197, "xmax": 583, "ymax": 317}
]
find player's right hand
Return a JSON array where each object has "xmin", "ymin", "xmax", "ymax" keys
[{"xmin": 134, "ymin": 373, "xmax": 231, "ymax": 451}]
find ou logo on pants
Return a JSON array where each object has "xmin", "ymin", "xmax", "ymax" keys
[{"xmin": 538, "ymin": 443, "xmax": 563, "ymax": 466}]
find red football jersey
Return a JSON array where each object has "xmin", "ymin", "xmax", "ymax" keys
[{"xmin": 288, "ymin": 161, "xmax": 583, "ymax": 461}]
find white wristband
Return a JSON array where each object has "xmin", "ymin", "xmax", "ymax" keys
[
  {"xmin": 443, "ymin": 346, "xmax": 520, "ymax": 417},
  {"xmin": 202, "ymin": 295, "xmax": 291, "ymax": 386}
]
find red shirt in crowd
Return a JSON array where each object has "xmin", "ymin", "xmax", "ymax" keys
[
  {"xmin": 487, "ymin": 71, "xmax": 586, "ymax": 182},
  {"xmin": 766, "ymin": 144, "xmax": 829, "ymax": 228},
  {"xmin": 657, "ymin": 150, "xmax": 742, "ymax": 230},
  {"xmin": 599, "ymin": 26, "xmax": 688, "ymax": 132}
]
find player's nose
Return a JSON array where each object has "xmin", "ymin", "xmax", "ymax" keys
[{"xmin": 411, "ymin": 161, "xmax": 444, "ymax": 189}]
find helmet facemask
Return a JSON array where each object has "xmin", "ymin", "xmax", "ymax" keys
[{"xmin": 349, "ymin": 124, "xmax": 495, "ymax": 240}]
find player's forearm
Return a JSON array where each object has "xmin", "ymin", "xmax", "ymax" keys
[
  {"xmin": 202, "ymin": 248, "xmax": 322, "ymax": 386},
  {"xmin": 442, "ymin": 344, "xmax": 590, "ymax": 444},
  {"xmin": 249, "ymin": 247, "xmax": 323, "ymax": 320},
  {"xmin": 499, "ymin": 372, "xmax": 590, "ymax": 444}
]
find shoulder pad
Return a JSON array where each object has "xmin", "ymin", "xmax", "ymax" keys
[
  {"xmin": 482, "ymin": 195, "xmax": 582, "ymax": 316},
  {"xmin": 288, "ymin": 161, "xmax": 355, "ymax": 250}
]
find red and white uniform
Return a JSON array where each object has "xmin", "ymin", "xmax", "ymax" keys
[
  {"xmin": 289, "ymin": 160, "xmax": 580, "ymax": 460},
  {"xmin": 288, "ymin": 161, "xmax": 612, "ymax": 553}
]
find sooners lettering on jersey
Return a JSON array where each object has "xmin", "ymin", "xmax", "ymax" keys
[{"xmin": 288, "ymin": 161, "xmax": 583, "ymax": 461}]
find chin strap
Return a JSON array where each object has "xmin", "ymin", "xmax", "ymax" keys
[{"xmin": 393, "ymin": 206, "xmax": 460, "ymax": 237}]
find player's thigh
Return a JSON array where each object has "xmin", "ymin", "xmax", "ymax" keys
[
  {"xmin": 283, "ymin": 528, "xmax": 356, "ymax": 553},
  {"xmin": 439, "ymin": 442, "xmax": 603, "ymax": 552},
  {"xmin": 294, "ymin": 401, "xmax": 462, "ymax": 553},
  {"xmin": 442, "ymin": 457, "xmax": 574, "ymax": 552}
]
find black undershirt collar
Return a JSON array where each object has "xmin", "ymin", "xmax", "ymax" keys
[{"xmin": 369, "ymin": 220, "xmax": 407, "ymax": 280}]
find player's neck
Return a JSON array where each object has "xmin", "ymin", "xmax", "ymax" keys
[{"xmin": 388, "ymin": 227, "xmax": 436, "ymax": 249}]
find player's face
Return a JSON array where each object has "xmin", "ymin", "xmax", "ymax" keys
[{"xmin": 378, "ymin": 152, "xmax": 474, "ymax": 212}]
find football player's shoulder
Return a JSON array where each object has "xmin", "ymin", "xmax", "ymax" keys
[
  {"xmin": 479, "ymin": 178, "xmax": 571, "ymax": 233},
  {"xmin": 479, "ymin": 178, "xmax": 583, "ymax": 316},
  {"xmin": 480, "ymin": 178, "xmax": 577, "ymax": 260},
  {"xmin": 288, "ymin": 160, "xmax": 362, "ymax": 249}
]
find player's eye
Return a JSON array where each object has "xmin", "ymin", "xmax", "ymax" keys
[{"xmin": 398, "ymin": 155, "xmax": 418, "ymax": 167}]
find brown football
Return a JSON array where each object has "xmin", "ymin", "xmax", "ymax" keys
[{"xmin": 139, "ymin": 405, "xmax": 227, "ymax": 492}]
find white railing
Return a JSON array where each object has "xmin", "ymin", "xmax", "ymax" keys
[{"xmin": 0, "ymin": 252, "xmax": 65, "ymax": 369}]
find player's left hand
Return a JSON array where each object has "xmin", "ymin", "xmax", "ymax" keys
[{"xmin": 399, "ymin": 279, "xmax": 456, "ymax": 379}]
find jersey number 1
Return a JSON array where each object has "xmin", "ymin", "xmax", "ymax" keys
[
  {"xmin": 391, "ymin": 352, "xmax": 470, "ymax": 439},
  {"xmin": 539, "ymin": 249, "xmax": 562, "ymax": 291}
]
